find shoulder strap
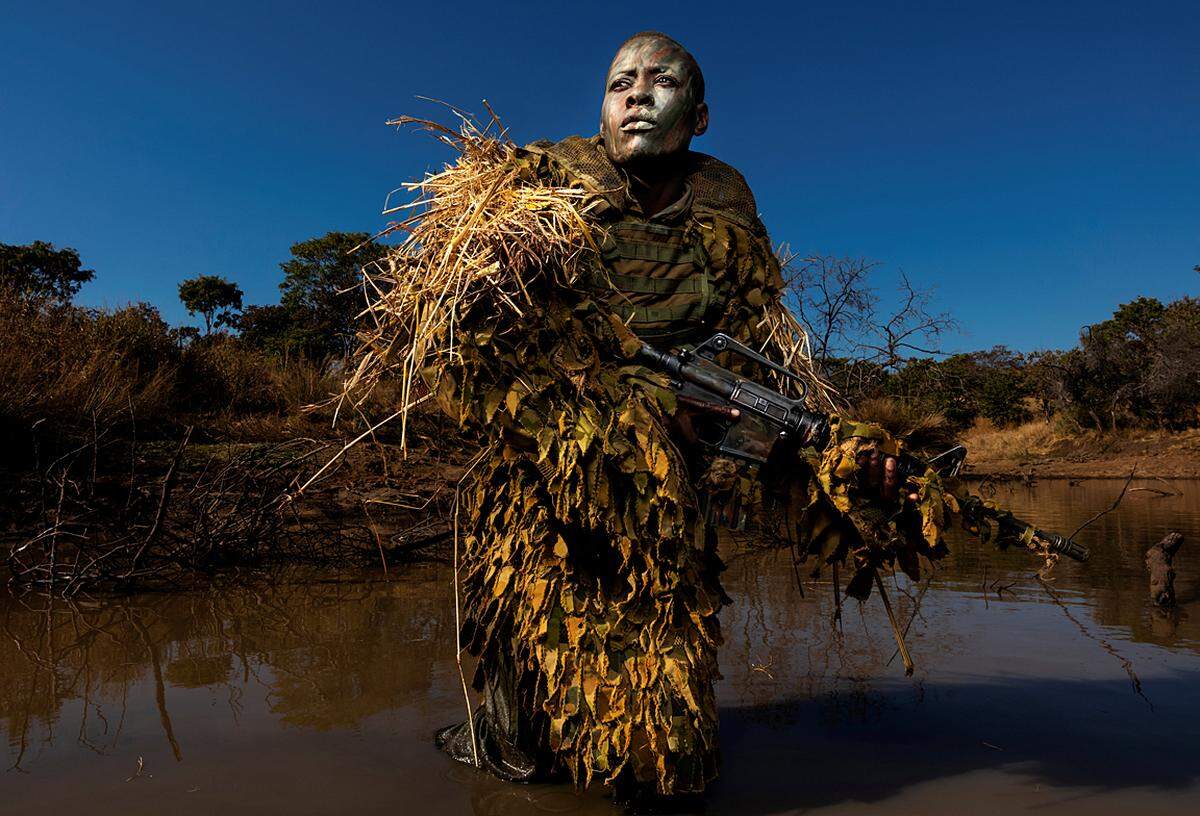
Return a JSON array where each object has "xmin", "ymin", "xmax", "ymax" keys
[{"xmin": 688, "ymin": 153, "xmax": 764, "ymax": 234}]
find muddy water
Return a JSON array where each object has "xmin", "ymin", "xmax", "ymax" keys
[{"xmin": 2, "ymin": 479, "xmax": 1199, "ymax": 815}]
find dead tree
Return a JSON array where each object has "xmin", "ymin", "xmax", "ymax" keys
[{"xmin": 779, "ymin": 252, "xmax": 956, "ymax": 400}]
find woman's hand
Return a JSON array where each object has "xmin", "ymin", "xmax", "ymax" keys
[{"xmin": 856, "ymin": 448, "xmax": 918, "ymax": 503}]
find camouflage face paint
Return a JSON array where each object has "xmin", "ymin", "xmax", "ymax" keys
[{"xmin": 600, "ymin": 37, "xmax": 708, "ymax": 168}]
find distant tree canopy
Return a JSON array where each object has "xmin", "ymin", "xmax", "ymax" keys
[
  {"xmin": 837, "ymin": 293, "xmax": 1200, "ymax": 432},
  {"xmin": 236, "ymin": 303, "xmax": 316, "ymax": 357},
  {"xmin": 277, "ymin": 232, "xmax": 387, "ymax": 359},
  {"xmin": 1056, "ymin": 295, "xmax": 1200, "ymax": 429},
  {"xmin": 0, "ymin": 240, "xmax": 95, "ymax": 302},
  {"xmin": 178, "ymin": 275, "xmax": 243, "ymax": 335},
  {"xmin": 887, "ymin": 346, "xmax": 1033, "ymax": 428},
  {"xmin": 233, "ymin": 232, "xmax": 387, "ymax": 360}
]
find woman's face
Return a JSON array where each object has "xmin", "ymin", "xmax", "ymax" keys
[{"xmin": 600, "ymin": 38, "xmax": 708, "ymax": 168}]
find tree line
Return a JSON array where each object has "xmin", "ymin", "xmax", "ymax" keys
[
  {"xmin": 788, "ymin": 256, "xmax": 1200, "ymax": 432},
  {"xmin": 3, "ymin": 239, "xmax": 1196, "ymax": 438},
  {"xmin": 1, "ymin": 231, "xmax": 385, "ymax": 359},
  {"xmin": 173, "ymin": 233, "xmax": 389, "ymax": 360},
  {"xmin": 0, "ymin": 233, "xmax": 386, "ymax": 455}
]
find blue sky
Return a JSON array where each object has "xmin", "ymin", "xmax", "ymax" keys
[{"xmin": 2, "ymin": 0, "xmax": 1197, "ymax": 352}]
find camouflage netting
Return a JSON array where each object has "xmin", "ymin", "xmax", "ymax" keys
[{"xmin": 345, "ymin": 113, "xmax": 959, "ymax": 795}]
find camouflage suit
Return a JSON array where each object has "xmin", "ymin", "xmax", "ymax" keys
[{"xmin": 434, "ymin": 134, "xmax": 792, "ymax": 796}]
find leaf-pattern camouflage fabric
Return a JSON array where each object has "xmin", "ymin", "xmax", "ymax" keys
[
  {"xmin": 770, "ymin": 416, "xmax": 952, "ymax": 598},
  {"xmin": 423, "ymin": 135, "xmax": 951, "ymax": 795},
  {"xmin": 427, "ymin": 138, "xmax": 816, "ymax": 794}
]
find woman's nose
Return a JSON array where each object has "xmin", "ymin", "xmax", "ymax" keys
[{"xmin": 626, "ymin": 87, "xmax": 653, "ymax": 107}]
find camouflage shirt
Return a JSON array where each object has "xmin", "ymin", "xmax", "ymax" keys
[{"xmin": 523, "ymin": 135, "xmax": 787, "ymax": 355}]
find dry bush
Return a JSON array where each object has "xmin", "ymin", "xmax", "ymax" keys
[
  {"xmin": 9, "ymin": 436, "xmax": 310, "ymax": 592},
  {"xmin": 271, "ymin": 356, "xmax": 342, "ymax": 411},
  {"xmin": 178, "ymin": 338, "xmax": 284, "ymax": 413},
  {"xmin": 850, "ymin": 396, "xmax": 957, "ymax": 456},
  {"xmin": 5, "ymin": 428, "xmax": 462, "ymax": 595},
  {"xmin": 0, "ymin": 295, "xmax": 174, "ymax": 451},
  {"xmin": 960, "ymin": 418, "xmax": 1071, "ymax": 463},
  {"xmin": 0, "ymin": 292, "xmax": 353, "ymax": 440},
  {"xmin": 200, "ymin": 356, "xmax": 350, "ymax": 442}
]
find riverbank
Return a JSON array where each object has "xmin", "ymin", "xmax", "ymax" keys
[{"xmin": 960, "ymin": 421, "xmax": 1200, "ymax": 479}]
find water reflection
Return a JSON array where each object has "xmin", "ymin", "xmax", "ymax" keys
[
  {"xmin": 945, "ymin": 478, "xmax": 1199, "ymax": 650},
  {"xmin": 1, "ymin": 566, "xmax": 451, "ymax": 772},
  {"xmin": 1, "ymin": 480, "xmax": 1198, "ymax": 815}
]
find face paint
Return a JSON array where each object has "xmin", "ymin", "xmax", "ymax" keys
[{"xmin": 600, "ymin": 38, "xmax": 708, "ymax": 168}]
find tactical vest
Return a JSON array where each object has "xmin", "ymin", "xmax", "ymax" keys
[
  {"xmin": 588, "ymin": 218, "xmax": 717, "ymax": 347},
  {"xmin": 525, "ymin": 136, "xmax": 765, "ymax": 349}
]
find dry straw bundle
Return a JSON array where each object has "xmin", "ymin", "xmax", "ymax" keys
[{"xmin": 340, "ymin": 108, "xmax": 601, "ymax": 447}]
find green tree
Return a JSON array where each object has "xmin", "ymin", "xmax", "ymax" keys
[
  {"xmin": 277, "ymin": 232, "xmax": 387, "ymax": 359},
  {"xmin": 178, "ymin": 275, "xmax": 243, "ymax": 335},
  {"xmin": 971, "ymin": 347, "xmax": 1032, "ymax": 427},
  {"xmin": 236, "ymin": 304, "xmax": 303, "ymax": 356},
  {"xmin": 1073, "ymin": 297, "xmax": 1166, "ymax": 428},
  {"xmin": 1145, "ymin": 296, "xmax": 1200, "ymax": 426},
  {"xmin": 1036, "ymin": 295, "xmax": 1200, "ymax": 429},
  {"xmin": 881, "ymin": 346, "xmax": 1031, "ymax": 430},
  {"xmin": 0, "ymin": 240, "xmax": 95, "ymax": 302}
]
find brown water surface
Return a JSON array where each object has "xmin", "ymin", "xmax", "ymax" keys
[{"xmin": 3, "ymin": 478, "xmax": 1199, "ymax": 814}]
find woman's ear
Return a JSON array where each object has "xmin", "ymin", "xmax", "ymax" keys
[{"xmin": 693, "ymin": 101, "xmax": 709, "ymax": 137}]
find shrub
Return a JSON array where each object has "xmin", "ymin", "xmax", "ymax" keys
[
  {"xmin": 0, "ymin": 294, "xmax": 174, "ymax": 441},
  {"xmin": 178, "ymin": 336, "xmax": 285, "ymax": 413}
]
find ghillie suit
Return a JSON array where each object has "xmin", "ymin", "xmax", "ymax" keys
[{"xmin": 345, "ymin": 115, "xmax": 953, "ymax": 796}]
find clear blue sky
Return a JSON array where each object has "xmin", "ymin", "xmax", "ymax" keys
[{"xmin": 2, "ymin": 0, "xmax": 1197, "ymax": 352}]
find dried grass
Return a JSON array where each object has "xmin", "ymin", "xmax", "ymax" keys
[
  {"xmin": 961, "ymin": 418, "xmax": 1070, "ymax": 462},
  {"xmin": 852, "ymin": 396, "xmax": 957, "ymax": 454},
  {"xmin": 0, "ymin": 295, "xmax": 173, "ymax": 440},
  {"xmin": 339, "ymin": 109, "xmax": 601, "ymax": 449},
  {"xmin": 759, "ymin": 299, "xmax": 838, "ymax": 409}
]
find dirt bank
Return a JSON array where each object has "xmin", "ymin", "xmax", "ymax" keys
[{"xmin": 959, "ymin": 421, "xmax": 1200, "ymax": 479}]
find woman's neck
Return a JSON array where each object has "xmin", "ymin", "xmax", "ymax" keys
[{"xmin": 622, "ymin": 153, "xmax": 688, "ymax": 217}]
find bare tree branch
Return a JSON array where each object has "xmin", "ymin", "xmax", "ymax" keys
[{"xmin": 780, "ymin": 253, "xmax": 957, "ymax": 401}]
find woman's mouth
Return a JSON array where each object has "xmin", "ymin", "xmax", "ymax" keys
[{"xmin": 621, "ymin": 120, "xmax": 656, "ymax": 133}]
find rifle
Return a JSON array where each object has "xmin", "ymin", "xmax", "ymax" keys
[{"xmin": 636, "ymin": 333, "xmax": 1090, "ymax": 563}]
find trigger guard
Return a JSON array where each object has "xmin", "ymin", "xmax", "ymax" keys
[{"xmin": 692, "ymin": 416, "xmax": 733, "ymax": 449}]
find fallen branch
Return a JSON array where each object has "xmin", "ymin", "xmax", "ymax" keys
[
  {"xmin": 1068, "ymin": 466, "xmax": 1137, "ymax": 540},
  {"xmin": 1146, "ymin": 532, "xmax": 1184, "ymax": 608}
]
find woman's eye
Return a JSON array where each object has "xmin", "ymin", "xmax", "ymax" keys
[{"xmin": 655, "ymin": 76, "xmax": 678, "ymax": 87}]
